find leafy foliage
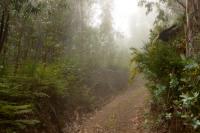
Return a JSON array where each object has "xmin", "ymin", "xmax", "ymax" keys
[
  {"xmin": 132, "ymin": 40, "xmax": 200, "ymax": 132},
  {"xmin": 0, "ymin": 0, "xmax": 129, "ymax": 132},
  {"xmin": 134, "ymin": 0, "xmax": 200, "ymax": 132},
  {"xmin": 0, "ymin": 60, "xmax": 96, "ymax": 132}
]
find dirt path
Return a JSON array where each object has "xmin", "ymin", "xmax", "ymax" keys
[{"xmin": 80, "ymin": 75, "xmax": 150, "ymax": 133}]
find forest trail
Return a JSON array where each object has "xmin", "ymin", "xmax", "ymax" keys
[{"xmin": 80, "ymin": 75, "xmax": 150, "ymax": 133}]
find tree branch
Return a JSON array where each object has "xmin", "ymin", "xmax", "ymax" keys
[{"xmin": 176, "ymin": 0, "xmax": 186, "ymax": 9}]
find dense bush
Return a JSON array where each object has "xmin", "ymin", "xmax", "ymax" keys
[
  {"xmin": 0, "ymin": 61, "xmax": 95, "ymax": 133},
  {"xmin": 132, "ymin": 41, "xmax": 200, "ymax": 132}
]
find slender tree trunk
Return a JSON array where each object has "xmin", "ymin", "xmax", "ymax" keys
[
  {"xmin": 0, "ymin": 9, "xmax": 9, "ymax": 54},
  {"xmin": 186, "ymin": 0, "xmax": 193, "ymax": 57},
  {"xmin": 14, "ymin": 32, "xmax": 23, "ymax": 74},
  {"xmin": 0, "ymin": 0, "xmax": 10, "ymax": 54},
  {"xmin": 186, "ymin": 0, "xmax": 200, "ymax": 57}
]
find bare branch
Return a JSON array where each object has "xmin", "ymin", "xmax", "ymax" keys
[{"xmin": 176, "ymin": 0, "xmax": 186, "ymax": 9}]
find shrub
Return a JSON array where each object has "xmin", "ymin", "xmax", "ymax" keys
[
  {"xmin": 0, "ymin": 61, "xmax": 95, "ymax": 132},
  {"xmin": 132, "ymin": 41, "xmax": 200, "ymax": 132}
]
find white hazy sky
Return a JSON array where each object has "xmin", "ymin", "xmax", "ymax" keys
[
  {"xmin": 113, "ymin": 0, "xmax": 156, "ymax": 48},
  {"xmin": 112, "ymin": 0, "xmax": 138, "ymax": 37},
  {"xmin": 113, "ymin": 1, "xmax": 156, "ymax": 34},
  {"xmin": 91, "ymin": 0, "xmax": 157, "ymax": 48}
]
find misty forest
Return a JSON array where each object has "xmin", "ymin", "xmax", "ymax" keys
[{"xmin": 0, "ymin": 0, "xmax": 200, "ymax": 133}]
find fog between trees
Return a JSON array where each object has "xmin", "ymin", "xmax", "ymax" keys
[{"xmin": 0, "ymin": 0, "xmax": 156, "ymax": 132}]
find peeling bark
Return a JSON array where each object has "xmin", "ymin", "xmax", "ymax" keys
[{"xmin": 186, "ymin": 0, "xmax": 200, "ymax": 57}]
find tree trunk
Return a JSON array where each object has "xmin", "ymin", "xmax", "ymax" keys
[
  {"xmin": 186, "ymin": 0, "xmax": 193, "ymax": 57},
  {"xmin": 186, "ymin": 0, "xmax": 200, "ymax": 57},
  {"xmin": 0, "ymin": 7, "xmax": 9, "ymax": 54},
  {"xmin": 14, "ymin": 32, "xmax": 23, "ymax": 74}
]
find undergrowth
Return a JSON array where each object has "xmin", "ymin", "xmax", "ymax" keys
[
  {"xmin": 0, "ymin": 61, "xmax": 95, "ymax": 133},
  {"xmin": 132, "ymin": 41, "xmax": 200, "ymax": 133}
]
